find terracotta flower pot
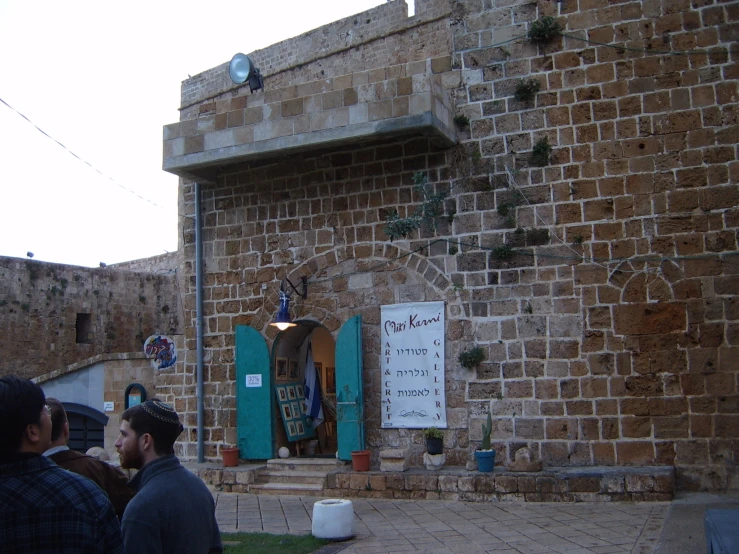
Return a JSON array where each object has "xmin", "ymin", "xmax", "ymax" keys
[
  {"xmin": 221, "ymin": 447, "xmax": 239, "ymax": 467},
  {"xmin": 350, "ymin": 449, "xmax": 371, "ymax": 471}
]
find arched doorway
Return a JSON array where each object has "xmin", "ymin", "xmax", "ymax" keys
[
  {"xmin": 63, "ymin": 402, "xmax": 109, "ymax": 453},
  {"xmin": 235, "ymin": 315, "xmax": 364, "ymax": 461}
]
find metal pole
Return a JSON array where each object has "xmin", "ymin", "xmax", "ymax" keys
[{"xmin": 195, "ymin": 182, "xmax": 205, "ymax": 463}]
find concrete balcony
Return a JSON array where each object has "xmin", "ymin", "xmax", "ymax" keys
[{"xmin": 163, "ymin": 61, "xmax": 458, "ymax": 183}]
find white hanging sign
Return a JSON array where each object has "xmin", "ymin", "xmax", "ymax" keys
[{"xmin": 380, "ymin": 301, "xmax": 446, "ymax": 429}]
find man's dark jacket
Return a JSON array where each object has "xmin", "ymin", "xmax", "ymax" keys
[
  {"xmin": 49, "ymin": 448, "xmax": 134, "ymax": 519},
  {"xmin": 122, "ymin": 454, "xmax": 222, "ymax": 554},
  {"xmin": 0, "ymin": 453, "xmax": 124, "ymax": 553}
]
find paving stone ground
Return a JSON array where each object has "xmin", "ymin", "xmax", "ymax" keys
[{"xmin": 214, "ymin": 493, "xmax": 668, "ymax": 553}]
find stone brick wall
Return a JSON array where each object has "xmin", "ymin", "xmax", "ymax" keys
[
  {"xmin": 166, "ymin": 0, "xmax": 738, "ymax": 490},
  {"xmin": 34, "ymin": 351, "xmax": 161, "ymax": 456},
  {"xmin": 179, "ymin": 0, "xmax": 452, "ymax": 117},
  {"xmin": 109, "ymin": 252, "xmax": 179, "ymax": 273},
  {"xmin": 0, "ymin": 256, "xmax": 183, "ymax": 380}
]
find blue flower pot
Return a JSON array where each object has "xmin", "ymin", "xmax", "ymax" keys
[{"xmin": 475, "ymin": 450, "xmax": 496, "ymax": 472}]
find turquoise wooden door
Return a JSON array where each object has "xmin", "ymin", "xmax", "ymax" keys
[
  {"xmin": 235, "ymin": 325, "xmax": 273, "ymax": 459},
  {"xmin": 335, "ymin": 315, "xmax": 364, "ymax": 461}
]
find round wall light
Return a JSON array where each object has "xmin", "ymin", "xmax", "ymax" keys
[{"xmin": 229, "ymin": 53, "xmax": 264, "ymax": 93}]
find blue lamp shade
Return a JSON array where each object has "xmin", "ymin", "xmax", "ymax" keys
[{"xmin": 270, "ymin": 291, "xmax": 296, "ymax": 331}]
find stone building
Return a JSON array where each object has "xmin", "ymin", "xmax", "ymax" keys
[
  {"xmin": 161, "ymin": 0, "xmax": 738, "ymax": 491},
  {"xmin": 0, "ymin": 254, "xmax": 183, "ymax": 452}
]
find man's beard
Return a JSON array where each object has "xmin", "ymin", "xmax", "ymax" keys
[{"xmin": 119, "ymin": 447, "xmax": 145, "ymax": 469}]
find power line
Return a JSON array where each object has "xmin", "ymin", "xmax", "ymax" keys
[{"xmin": 0, "ymin": 95, "xmax": 168, "ymax": 211}]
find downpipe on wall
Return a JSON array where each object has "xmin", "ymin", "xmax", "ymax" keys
[{"xmin": 195, "ymin": 182, "xmax": 205, "ymax": 463}]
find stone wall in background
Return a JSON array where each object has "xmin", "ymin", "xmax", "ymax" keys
[
  {"xmin": 0, "ymin": 256, "xmax": 183, "ymax": 380},
  {"xmin": 163, "ymin": 0, "xmax": 738, "ymax": 491}
]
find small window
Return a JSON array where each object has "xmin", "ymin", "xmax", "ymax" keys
[{"xmin": 76, "ymin": 313, "xmax": 92, "ymax": 344}]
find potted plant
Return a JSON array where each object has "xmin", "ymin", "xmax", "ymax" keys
[
  {"xmin": 221, "ymin": 445, "xmax": 239, "ymax": 467},
  {"xmin": 423, "ymin": 427, "xmax": 444, "ymax": 455},
  {"xmin": 474, "ymin": 412, "xmax": 495, "ymax": 472},
  {"xmin": 350, "ymin": 449, "xmax": 371, "ymax": 471}
]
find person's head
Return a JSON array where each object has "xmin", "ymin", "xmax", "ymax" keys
[
  {"xmin": 115, "ymin": 399, "xmax": 183, "ymax": 469},
  {"xmin": 46, "ymin": 397, "xmax": 69, "ymax": 446},
  {"xmin": 0, "ymin": 375, "xmax": 52, "ymax": 457}
]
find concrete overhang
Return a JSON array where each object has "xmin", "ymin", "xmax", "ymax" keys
[
  {"xmin": 164, "ymin": 111, "xmax": 455, "ymax": 183},
  {"xmin": 162, "ymin": 71, "xmax": 457, "ymax": 184}
]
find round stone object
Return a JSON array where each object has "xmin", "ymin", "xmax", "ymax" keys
[
  {"xmin": 312, "ymin": 499, "xmax": 355, "ymax": 541},
  {"xmin": 278, "ymin": 446, "xmax": 290, "ymax": 459}
]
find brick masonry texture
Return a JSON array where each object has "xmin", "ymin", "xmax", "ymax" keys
[
  {"xmin": 163, "ymin": 0, "xmax": 739, "ymax": 490},
  {"xmin": 0, "ymin": 256, "xmax": 183, "ymax": 380}
]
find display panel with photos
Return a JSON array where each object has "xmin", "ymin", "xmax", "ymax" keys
[{"xmin": 274, "ymin": 383, "xmax": 314, "ymax": 442}]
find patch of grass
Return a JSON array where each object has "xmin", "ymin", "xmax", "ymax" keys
[{"xmin": 222, "ymin": 532, "xmax": 329, "ymax": 554}]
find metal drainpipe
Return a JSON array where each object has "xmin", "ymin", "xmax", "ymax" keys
[{"xmin": 195, "ymin": 182, "xmax": 205, "ymax": 463}]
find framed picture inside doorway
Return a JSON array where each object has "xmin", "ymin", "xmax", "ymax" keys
[
  {"xmin": 326, "ymin": 367, "xmax": 335, "ymax": 393},
  {"xmin": 288, "ymin": 359, "xmax": 299, "ymax": 380},
  {"xmin": 276, "ymin": 357, "xmax": 288, "ymax": 381}
]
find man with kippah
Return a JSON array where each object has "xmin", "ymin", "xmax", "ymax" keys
[{"xmin": 115, "ymin": 399, "xmax": 222, "ymax": 554}]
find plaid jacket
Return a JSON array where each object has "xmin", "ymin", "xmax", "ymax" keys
[{"xmin": 0, "ymin": 454, "xmax": 124, "ymax": 553}]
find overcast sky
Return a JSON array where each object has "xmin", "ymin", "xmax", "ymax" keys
[{"xmin": 0, "ymin": 0, "xmax": 395, "ymax": 267}]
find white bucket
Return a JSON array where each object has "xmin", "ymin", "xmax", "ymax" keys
[{"xmin": 311, "ymin": 499, "xmax": 355, "ymax": 541}]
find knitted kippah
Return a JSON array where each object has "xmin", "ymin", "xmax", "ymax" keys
[{"xmin": 140, "ymin": 400, "xmax": 181, "ymax": 426}]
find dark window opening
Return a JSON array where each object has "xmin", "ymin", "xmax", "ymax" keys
[{"xmin": 76, "ymin": 313, "xmax": 92, "ymax": 344}]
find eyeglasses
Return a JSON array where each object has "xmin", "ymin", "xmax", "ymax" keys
[{"xmin": 43, "ymin": 404, "xmax": 51, "ymax": 416}]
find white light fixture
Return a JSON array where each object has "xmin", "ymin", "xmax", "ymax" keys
[{"xmin": 228, "ymin": 53, "xmax": 264, "ymax": 93}]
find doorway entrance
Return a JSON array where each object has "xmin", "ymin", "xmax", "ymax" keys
[{"xmin": 235, "ymin": 315, "xmax": 365, "ymax": 461}]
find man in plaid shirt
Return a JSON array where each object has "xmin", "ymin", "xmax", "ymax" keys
[{"xmin": 0, "ymin": 375, "xmax": 123, "ymax": 553}]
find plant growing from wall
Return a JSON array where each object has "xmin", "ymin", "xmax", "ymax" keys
[
  {"xmin": 514, "ymin": 79, "xmax": 541, "ymax": 102},
  {"xmin": 453, "ymin": 114, "xmax": 470, "ymax": 127},
  {"xmin": 459, "ymin": 346, "xmax": 485, "ymax": 369},
  {"xmin": 384, "ymin": 172, "xmax": 447, "ymax": 241},
  {"xmin": 528, "ymin": 16, "xmax": 562, "ymax": 45},
  {"xmin": 530, "ymin": 137, "xmax": 552, "ymax": 167},
  {"xmin": 491, "ymin": 244, "xmax": 514, "ymax": 261}
]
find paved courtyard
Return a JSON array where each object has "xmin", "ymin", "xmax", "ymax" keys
[{"xmin": 214, "ymin": 493, "xmax": 668, "ymax": 553}]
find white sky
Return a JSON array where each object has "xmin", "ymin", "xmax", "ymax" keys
[{"xmin": 0, "ymin": 0, "xmax": 397, "ymax": 268}]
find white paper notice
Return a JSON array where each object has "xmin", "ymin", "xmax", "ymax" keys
[
  {"xmin": 381, "ymin": 301, "xmax": 446, "ymax": 428},
  {"xmin": 245, "ymin": 374, "xmax": 262, "ymax": 388}
]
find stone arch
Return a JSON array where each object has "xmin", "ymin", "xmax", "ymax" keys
[
  {"xmin": 245, "ymin": 241, "xmax": 474, "ymax": 463},
  {"xmin": 250, "ymin": 242, "xmax": 469, "ymax": 340}
]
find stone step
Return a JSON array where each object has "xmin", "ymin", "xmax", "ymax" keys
[
  {"xmin": 266, "ymin": 458, "xmax": 339, "ymax": 473},
  {"xmin": 255, "ymin": 470, "xmax": 328, "ymax": 485},
  {"xmin": 250, "ymin": 482, "xmax": 325, "ymax": 496}
]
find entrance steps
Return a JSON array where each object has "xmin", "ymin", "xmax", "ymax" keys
[{"xmin": 251, "ymin": 458, "xmax": 340, "ymax": 496}]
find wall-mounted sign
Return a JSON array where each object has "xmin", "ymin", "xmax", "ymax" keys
[
  {"xmin": 144, "ymin": 334, "xmax": 177, "ymax": 369},
  {"xmin": 103, "ymin": 401, "xmax": 114, "ymax": 412},
  {"xmin": 245, "ymin": 374, "xmax": 262, "ymax": 388},
  {"xmin": 381, "ymin": 301, "xmax": 446, "ymax": 429}
]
